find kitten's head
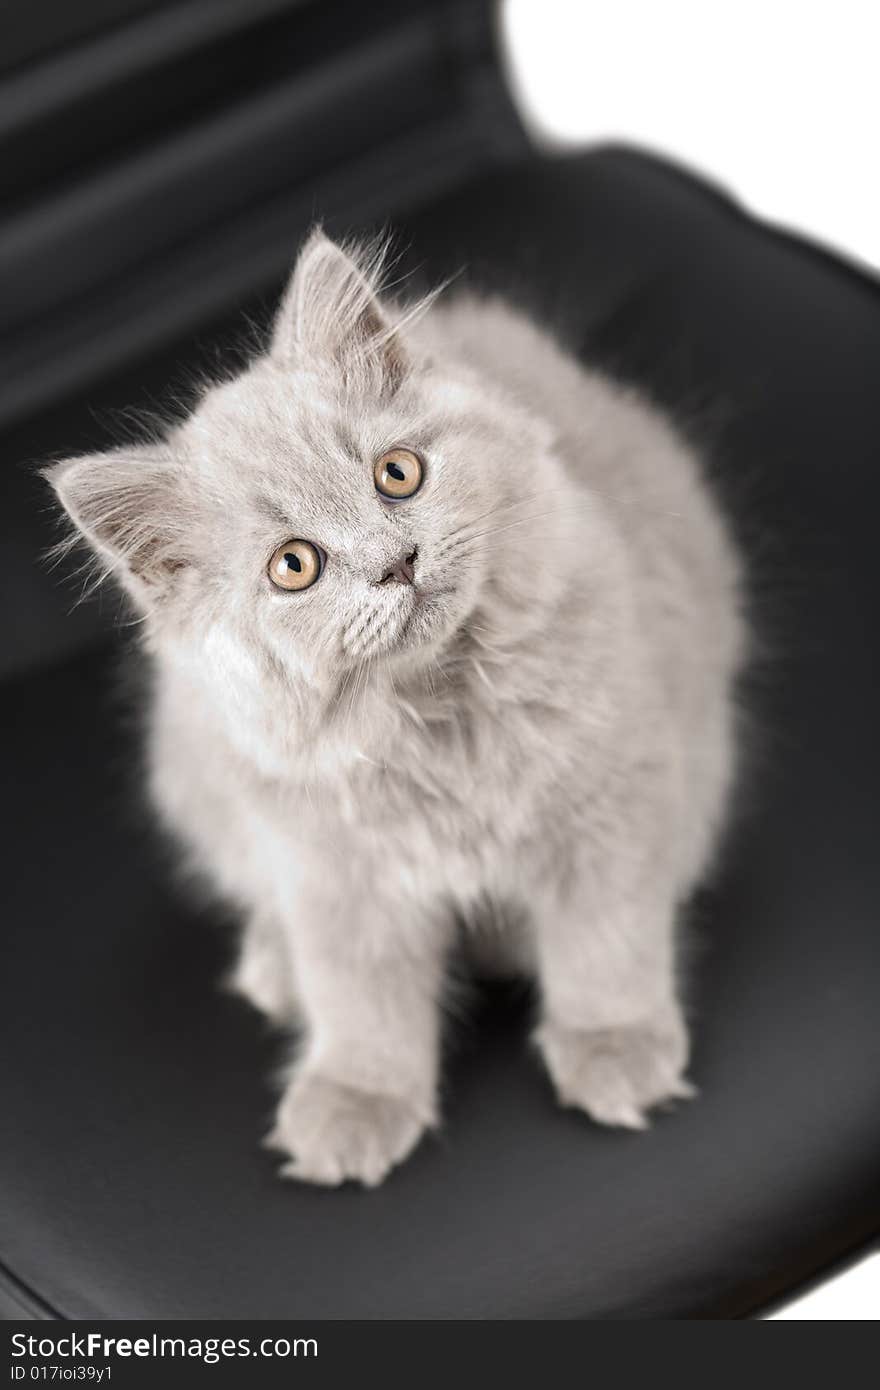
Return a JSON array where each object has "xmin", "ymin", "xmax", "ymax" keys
[{"xmin": 48, "ymin": 231, "xmax": 566, "ymax": 701}]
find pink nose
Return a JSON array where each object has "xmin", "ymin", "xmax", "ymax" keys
[{"xmin": 379, "ymin": 546, "xmax": 417, "ymax": 586}]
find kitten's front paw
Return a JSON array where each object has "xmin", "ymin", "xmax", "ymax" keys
[
  {"xmin": 266, "ymin": 1072, "xmax": 431, "ymax": 1187},
  {"xmin": 538, "ymin": 1016, "xmax": 694, "ymax": 1130}
]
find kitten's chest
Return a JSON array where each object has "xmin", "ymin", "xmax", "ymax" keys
[{"xmin": 300, "ymin": 698, "xmax": 568, "ymax": 872}]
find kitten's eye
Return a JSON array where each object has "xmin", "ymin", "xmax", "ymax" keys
[
  {"xmin": 268, "ymin": 539, "xmax": 324, "ymax": 591},
  {"xmin": 374, "ymin": 447, "xmax": 423, "ymax": 501}
]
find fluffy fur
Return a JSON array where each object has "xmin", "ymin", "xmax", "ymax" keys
[{"xmin": 48, "ymin": 230, "xmax": 746, "ymax": 1186}]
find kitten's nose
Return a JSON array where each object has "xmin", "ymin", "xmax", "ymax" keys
[{"xmin": 378, "ymin": 545, "xmax": 418, "ymax": 586}]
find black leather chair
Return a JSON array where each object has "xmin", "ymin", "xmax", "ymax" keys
[{"xmin": 2, "ymin": 0, "xmax": 878, "ymax": 1319}]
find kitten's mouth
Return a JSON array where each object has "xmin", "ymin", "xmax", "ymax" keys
[
  {"xmin": 390, "ymin": 584, "xmax": 467, "ymax": 657},
  {"xmin": 342, "ymin": 584, "xmax": 458, "ymax": 662},
  {"xmin": 382, "ymin": 588, "xmax": 437, "ymax": 646}
]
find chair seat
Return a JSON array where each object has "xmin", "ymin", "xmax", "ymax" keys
[{"xmin": 2, "ymin": 148, "xmax": 878, "ymax": 1318}]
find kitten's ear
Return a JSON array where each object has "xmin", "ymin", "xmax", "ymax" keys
[
  {"xmin": 272, "ymin": 229, "xmax": 407, "ymax": 394},
  {"xmin": 45, "ymin": 443, "xmax": 189, "ymax": 609}
]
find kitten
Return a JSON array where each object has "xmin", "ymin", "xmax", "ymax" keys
[{"xmin": 48, "ymin": 230, "xmax": 745, "ymax": 1186}]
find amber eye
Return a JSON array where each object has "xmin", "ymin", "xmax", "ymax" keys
[
  {"xmin": 374, "ymin": 447, "xmax": 423, "ymax": 501},
  {"xmin": 268, "ymin": 539, "xmax": 324, "ymax": 591}
]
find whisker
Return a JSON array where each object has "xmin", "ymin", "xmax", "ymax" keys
[
  {"xmin": 447, "ymin": 503, "xmax": 595, "ymax": 548},
  {"xmin": 443, "ymin": 486, "xmax": 688, "ymax": 555},
  {"xmin": 441, "ymin": 487, "xmax": 570, "ymax": 544}
]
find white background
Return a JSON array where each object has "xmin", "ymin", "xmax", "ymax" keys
[
  {"xmin": 501, "ymin": 0, "xmax": 880, "ymax": 270},
  {"xmin": 500, "ymin": 0, "xmax": 879, "ymax": 1322}
]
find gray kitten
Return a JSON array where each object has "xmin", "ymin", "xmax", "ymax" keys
[{"xmin": 48, "ymin": 230, "xmax": 745, "ymax": 1186}]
